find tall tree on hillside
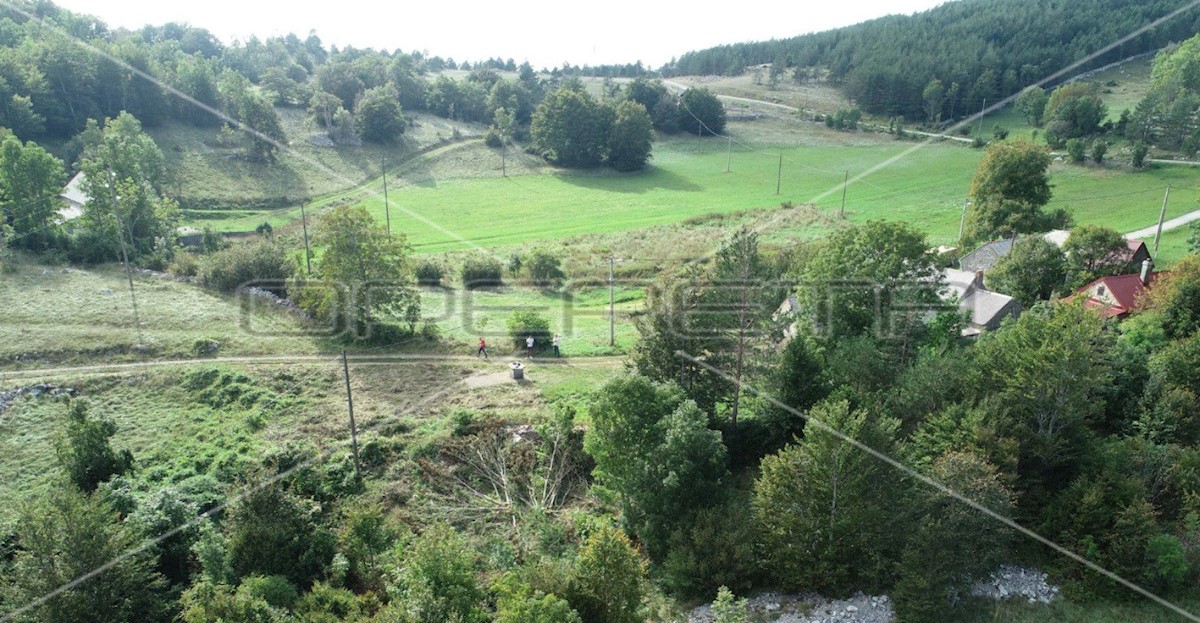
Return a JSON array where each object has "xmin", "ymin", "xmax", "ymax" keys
[
  {"xmin": 295, "ymin": 205, "xmax": 417, "ymax": 336},
  {"xmin": 631, "ymin": 268, "xmax": 731, "ymax": 414},
  {"xmin": 798, "ymin": 221, "xmax": 941, "ymax": 363},
  {"xmin": 354, "ymin": 83, "xmax": 406, "ymax": 143},
  {"xmin": 754, "ymin": 399, "xmax": 903, "ymax": 593},
  {"xmin": 1044, "ymin": 82, "xmax": 1107, "ymax": 146},
  {"xmin": 78, "ymin": 112, "xmax": 178, "ymax": 261},
  {"xmin": 678, "ymin": 87, "xmax": 725, "ymax": 135},
  {"xmin": 530, "ymin": 83, "xmax": 611, "ymax": 168},
  {"xmin": 0, "ymin": 135, "xmax": 65, "ymax": 251},
  {"xmin": 585, "ymin": 374, "xmax": 728, "ymax": 559},
  {"xmin": 219, "ymin": 71, "xmax": 285, "ymax": 162},
  {"xmin": 607, "ymin": 100, "xmax": 653, "ymax": 172},
  {"xmin": 705, "ymin": 228, "xmax": 782, "ymax": 429},
  {"xmin": 964, "ymin": 141, "xmax": 1064, "ymax": 244},
  {"xmin": 922, "ymin": 78, "xmax": 945, "ymax": 123},
  {"xmin": 171, "ymin": 54, "xmax": 222, "ymax": 127},
  {"xmin": 1014, "ymin": 86, "xmax": 1049, "ymax": 127}
]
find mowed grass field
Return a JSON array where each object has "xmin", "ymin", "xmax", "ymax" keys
[
  {"xmin": 347, "ymin": 131, "xmax": 1198, "ymax": 253},
  {"xmin": 419, "ymin": 285, "xmax": 643, "ymax": 356},
  {"xmin": 0, "ymin": 259, "xmax": 323, "ymax": 366}
]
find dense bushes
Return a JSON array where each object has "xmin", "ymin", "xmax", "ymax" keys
[
  {"xmin": 200, "ymin": 239, "xmax": 294, "ymax": 294},
  {"xmin": 415, "ymin": 259, "xmax": 445, "ymax": 286},
  {"xmin": 461, "ymin": 254, "xmax": 503, "ymax": 288},
  {"xmin": 507, "ymin": 310, "xmax": 551, "ymax": 350}
]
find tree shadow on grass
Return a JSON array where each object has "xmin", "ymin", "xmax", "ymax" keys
[{"xmin": 556, "ymin": 164, "xmax": 702, "ymax": 194}]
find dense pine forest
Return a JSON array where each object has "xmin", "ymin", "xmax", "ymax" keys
[{"xmin": 665, "ymin": 0, "xmax": 1200, "ymax": 120}]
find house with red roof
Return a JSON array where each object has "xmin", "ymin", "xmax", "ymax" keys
[{"xmin": 1072, "ymin": 259, "xmax": 1163, "ymax": 320}]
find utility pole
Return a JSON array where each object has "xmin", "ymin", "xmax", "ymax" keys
[
  {"xmin": 958, "ymin": 198, "xmax": 970, "ymax": 244},
  {"xmin": 341, "ymin": 350, "xmax": 362, "ymax": 482},
  {"xmin": 112, "ymin": 207, "xmax": 143, "ymax": 347},
  {"xmin": 608, "ymin": 256, "xmax": 615, "ymax": 347},
  {"xmin": 1154, "ymin": 185, "xmax": 1171, "ymax": 255},
  {"xmin": 725, "ymin": 136, "xmax": 732, "ymax": 173},
  {"xmin": 105, "ymin": 174, "xmax": 143, "ymax": 347},
  {"xmin": 840, "ymin": 170, "xmax": 849, "ymax": 218},
  {"xmin": 976, "ymin": 98, "xmax": 986, "ymax": 137},
  {"xmin": 775, "ymin": 153, "xmax": 783, "ymax": 195},
  {"xmin": 300, "ymin": 203, "xmax": 312, "ymax": 275},
  {"xmin": 382, "ymin": 155, "xmax": 391, "ymax": 239}
]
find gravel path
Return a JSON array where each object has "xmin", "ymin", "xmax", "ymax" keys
[
  {"xmin": 1125, "ymin": 208, "xmax": 1200, "ymax": 240},
  {"xmin": 685, "ymin": 566, "xmax": 1058, "ymax": 623}
]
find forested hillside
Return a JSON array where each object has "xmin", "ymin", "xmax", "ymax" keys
[{"xmin": 666, "ymin": 0, "xmax": 1200, "ymax": 120}]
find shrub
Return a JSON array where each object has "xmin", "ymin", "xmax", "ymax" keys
[
  {"xmin": 200, "ymin": 226, "xmax": 225, "ymax": 253},
  {"xmin": 461, "ymin": 254, "xmax": 503, "ymax": 288},
  {"xmin": 507, "ymin": 310, "xmax": 551, "ymax": 350},
  {"xmin": 971, "ymin": 136, "xmax": 986, "ymax": 148},
  {"xmin": 992, "ymin": 124, "xmax": 1009, "ymax": 140},
  {"xmin": 527, "ymin": 251, "xmax": 565, "ymax": 286},
  {"xmin": 168, "ymin": 251, "xmax": 200, "ymax": 278},
  {"xmin": 1092, "ymin": 139, "xmax": 1108, "ymax": 164},
  {"xmin": 1066, "ymin": 138, "xmax": 1087, "ymax": 163},
  {"xmin": 237, "ymin": 575, "xmax": 298, "ymax": 609},
  {"xmin": 200, "ymin": 239, "xmax": 294, "ymax": 294},
  {"xmin": 415, "ymin": 260, "xmax": 445, "ymax": 286},
  {"xmin": 484, "ymin": 127, "xmax": 504, "ymax": 148},
  {"xmin": 1131, "ymin": 142, "xmax": 1149, "ymax": 169}
]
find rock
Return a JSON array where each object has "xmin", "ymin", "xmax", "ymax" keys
[
  {"xmin": 0, "ymin": 384, "xmax": 76, "ymax": 418},
  {"xmin": 99, "ymin": 288, "xmax": 113, "ymax": 295}
]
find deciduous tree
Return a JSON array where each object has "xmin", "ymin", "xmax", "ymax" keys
[
  {"xmin": 985, "ymin": 237, "xmax": 1068, "ymax": 307},
  {"xmin": 295, "ymin": 205, "xmax": 417, "ymax": 336},
  {"xmin": 354, "ymin": 83, "xmax": 405, "ymax": 143},
  {"xmin": 0, "ymin": 135, "xmax": 66, "ymax": 251},
  {"xmin": 607, "ymin": 100, "xmax": 653, "ymax": 172},
  {"xmin": 753, "ymin": 399, "xmax": 902, "ymax": 593},
  {"xmin": 585, "ymin": 374, "xmax": 727, "ymax": 559},
  {"xmin": 678, "ymin": 87, "xmax": 725, "ymax": 135},
  {"xmin": 3, "ymin": 484, "xmax": 170, "ymax": 623}
]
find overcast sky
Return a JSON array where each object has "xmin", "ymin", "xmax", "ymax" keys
[{"xmin": 54, "ymin": 0, "xmax": 953, "ymax": 68}]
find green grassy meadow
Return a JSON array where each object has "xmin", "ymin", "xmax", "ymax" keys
[
  {"xmin": 420, "ymin": 284, "xmax": 643, "ymax": 356},
  {"xmin": 0, "ymin": 260, "xmax": 322, "ymax": 366},
  {"xmin": 347, "ymin": 134, "xmax": 1197, "ymax": 253}
]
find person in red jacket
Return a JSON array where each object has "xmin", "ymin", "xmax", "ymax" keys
[{"xmin": 476, "ymin": 337, "xmax": 489, "ymax": 359}]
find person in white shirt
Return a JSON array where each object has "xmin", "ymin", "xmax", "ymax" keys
[
  {"xmin": 552, "ymin": 334, "xmax": 561, "ymax": 357},
  {"xmin": 526, "ymin": 335, "xmax": 534, "ymax": 359}
]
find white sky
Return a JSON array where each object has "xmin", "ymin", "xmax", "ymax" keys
[{"xmin": 54, "ymin": 0, "xmax": 953, "ymax": 69}]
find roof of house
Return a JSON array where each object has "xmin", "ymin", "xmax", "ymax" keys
[
  {"xmin": 941, "ymin": 268, "xmax": 1020, "ymax": 332},
  {"xmin": 60, "ymin": 171, "xmax": 88, "ymax": 206},
  {"xmin": 1043, "ymin": 230, "xmax": 1070, "ymax": 247},
  {"xmin": 1073, "ymin": 271, "xmax": 1163, "ymax": 319},
  {"xmin": 958, "ymin": 239, "xmax": 1017, "ymax": 273}
]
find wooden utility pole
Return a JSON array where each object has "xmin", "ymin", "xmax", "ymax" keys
[
  {"xmin": 840, "ymin": 170, "xmax": 849, "ymax": 218},
  {"xmin": 608, "ymin": 256, "xmax": 615, "ymax": 347},
  {"xmin": 1154, "ymin": 185, "xmax": 1171, "ymax": 255},
  {"xmin": 300, "ymin": 203, "xmax": 312, "ymax": 275},
  {"xmin": 341, "ymin": 350, "xmax": 362, "ymax": 482},
  {"xmin": 725, "ymin": 136, "xmax": 732, "ymax": 173},
  {"xmin": 958, "ymin": 198, "xmax": 970, "ymax": 244},
  {"xmin": 382, "ymin": 156, "xmax": 391, "ymax": 239},
  {"xmin": 775, "ymin": 153, "xmax": 783, "ymax": 195},
  {"xmin": 976, "ymin": 98, "xmax": 986, "ymax": 136},
  {"xmin": 111, "ymin": 208, "xmax": 143, "ymax": 346}
]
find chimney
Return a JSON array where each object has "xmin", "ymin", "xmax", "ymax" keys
[
  {"xmin": 1140, "ymin": 259, "xmax": 1154, "ymax": 286},
  {"xmin": 974, "ymin": 270, "xmax": 985, "ymax": 290}
]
